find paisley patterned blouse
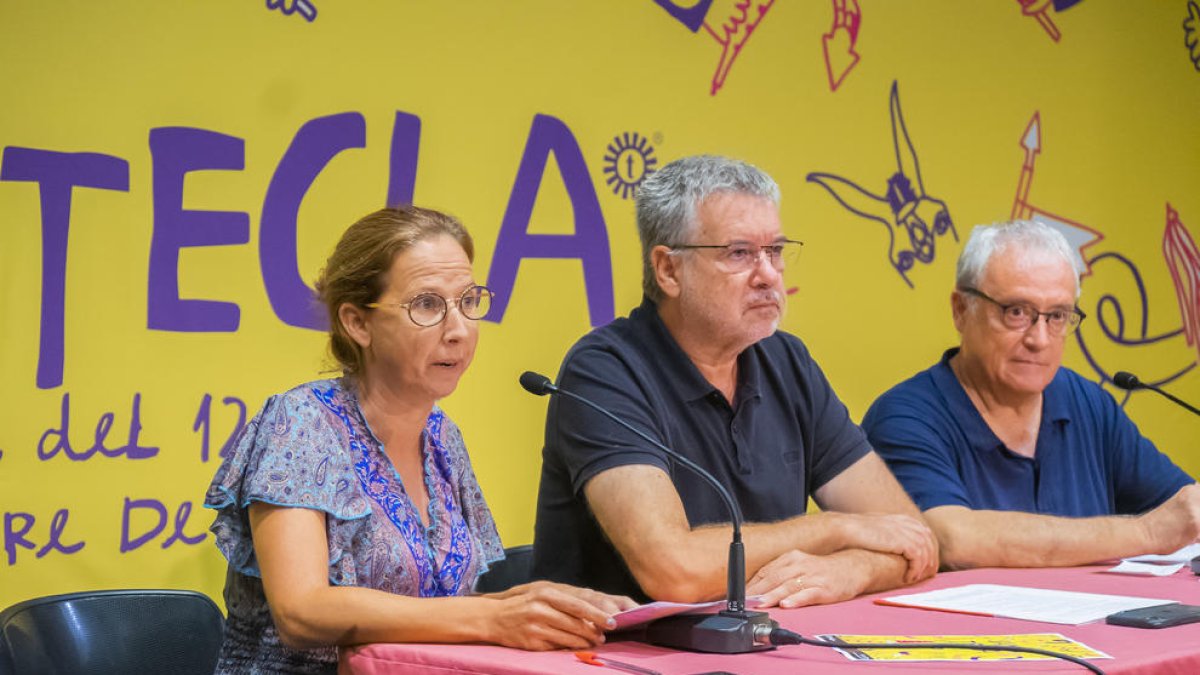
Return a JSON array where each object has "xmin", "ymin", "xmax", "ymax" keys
[{"xmin": 204, "ymin": 378, "xmax": 504, "ymax": 674}]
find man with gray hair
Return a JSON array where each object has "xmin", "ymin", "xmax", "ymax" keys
[
  {"xmin": 532, "ymin": 155, "xmax": 937, "ymax": 608},
  {"xmin": 863, "ymin": 220, "xmax": 1199, "ymax": 569}
]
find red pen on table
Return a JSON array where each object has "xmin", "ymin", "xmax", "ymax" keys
[{"xmin": 575, "ymin": 650, "xmax": 662, "ymax": 675}]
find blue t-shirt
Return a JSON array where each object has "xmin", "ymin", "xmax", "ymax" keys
[
  {"xmin": 862, "ymin": 349, "xmax": 1193, "ymax": 516},
  {"xmin": 532, "ymin": 296, "xmax": 872, "ymax": 601}
]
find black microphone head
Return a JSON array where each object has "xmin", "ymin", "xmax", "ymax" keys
[
  {"xmin": 1113, "ymin": 371, "xmax": 1142, "ymax": 390},
  {"xmin": 519, "ymin": 371, "xmax": 555, "ymax": 396}
]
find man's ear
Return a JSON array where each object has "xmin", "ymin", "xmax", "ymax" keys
[
  {"xmin": 651, "ymin": 245, "xmax": 683, "ymax": 299},
  {"xmin": 950, "ymin": 290, "xmax": 969, "ymax": 333},
  {"xmin": 339, "ymin": 303, "xmax": 372, "ymax": 349}
]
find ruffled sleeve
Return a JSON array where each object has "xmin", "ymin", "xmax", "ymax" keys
[
  {"xmin": 439, "ymin": 414, "xmax": 505, "ymax": 576},
  {"xmin": 204, "ymin": 381, "xmax": 372, "ymax": 583}
]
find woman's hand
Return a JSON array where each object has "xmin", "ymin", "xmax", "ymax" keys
[{"xmin": 483, "ymin": 581, "xmax": 636, "ymax": 651}]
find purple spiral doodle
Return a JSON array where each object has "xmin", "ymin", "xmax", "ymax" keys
[{"xmin": 1074, "ymin": 251, "xmax": 1194, "ymax": 405}]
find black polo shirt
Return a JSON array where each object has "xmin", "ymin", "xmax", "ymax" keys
[{"xmin": 531, "ymin": 296, "xmax": 871, "ymax": 600}]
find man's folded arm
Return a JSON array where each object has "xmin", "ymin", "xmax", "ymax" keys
[
  {"xmin": 812, "ymin": 451, "xmax": 938, "ymax": 584},
  {"xmin": 582, "ymin": 465, "xmax": 823, "ymax": 603},
  {"xmin": 582, "ymin": 456, "xmax": 936, "ymax": 604},
  {"xmin": 927, "ymin": 484, "xmax": 1200, "ymax": 570}
]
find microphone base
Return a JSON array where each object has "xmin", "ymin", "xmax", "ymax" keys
[{"xmin": 644, "ymin": 609, "xmax": 778, "ymax": 654}]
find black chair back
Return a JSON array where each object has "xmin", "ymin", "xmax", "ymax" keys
[
  {"xmin": 475, "ymin": 544, "xmax": 534, "ymax": 593},
  {"xmin": 0, "ymin": 589, "xmax": 224, "ymax": 675}
]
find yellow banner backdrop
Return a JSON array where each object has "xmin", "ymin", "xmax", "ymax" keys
[{"xmin": 2, "ymin": 1, "xmax": 1198, "ymax": 609}]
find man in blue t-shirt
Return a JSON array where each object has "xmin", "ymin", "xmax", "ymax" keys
[
  {"xmin": 532, "ymin": 155, "xmax": 938, "ymax": 607},
  {"xmin": 863, "ymin": 220, "xmax": 1198, "ymax": 569}
]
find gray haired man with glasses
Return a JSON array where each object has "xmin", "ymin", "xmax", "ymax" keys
[
  {"xmin": 532, "ymin": 155, "xmax": 938, "ymax": 608},
  {"xmin": 863, "ymin": 220, "xmax": 1198, "ymax": 570}
]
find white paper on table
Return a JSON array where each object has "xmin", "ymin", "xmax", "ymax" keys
[
  {"xmin": 1123, "ymin": 543, "xmax": 1200, "ymax": 564},
  {"xmin": 877, "ymin": 584, "xmax": 1178, "ymax": 625},
  {"xmin": 611, "ymin": 596, "xmax": 762, "ymax": 631},
  {"xmin": 1105, "ymin": 560, "xmax": 1187, "ymax": 576},
  {"xmin": 610, "ymin": 600, "xmax": 723, "ymax": 630}
]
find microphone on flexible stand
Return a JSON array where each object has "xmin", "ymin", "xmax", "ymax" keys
[
  {"xmin": 519, "ymin": 371, "xmax": 777, "ymax": 653},
  {"xmin": 1112, "ymin": 371, "xmax": 1200, "ymax": 416}
]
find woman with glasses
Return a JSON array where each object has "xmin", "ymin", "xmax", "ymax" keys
[{"xmin": 205, "ymin": 206, "xmax": 633, "ymax": 674}]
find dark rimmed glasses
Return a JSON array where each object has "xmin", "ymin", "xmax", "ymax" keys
[
  {"xmin": 367, "ymin": 285, "xmax": 494, "ymax": 327},
  {"xmin": 670, "ymin": 239, "xmax": 803, "ymax": 274},
  {"xmin": 960, "ymin": 286, "xmax": 1086, "ymax": 336}
]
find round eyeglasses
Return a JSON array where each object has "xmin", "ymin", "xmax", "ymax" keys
[
  {"xmin": 670, "ymin": 239, "xmax": 803, "ymax": 274},
  {"xmin": 959, "ymin": 286, "xmax": 1086, "ymax": 336},
  {"xmin": 367, "ymin": 285, "xmax": 494, "ymax": 327}
]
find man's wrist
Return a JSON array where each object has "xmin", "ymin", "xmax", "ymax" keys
[
  {"xmin": 828, "ymin": 548, "xmax": 879, "ymax": 596},
  {"xmin": 825, "ymin": 511, "xmax": 855, "ymax": 551},
  {"xmin": 1131, "ymin": 510, "xmax": 1164, "ymax": 555}
]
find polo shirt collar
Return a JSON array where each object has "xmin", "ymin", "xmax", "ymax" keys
[
  {"xmin": 933, "ymin": 348, "xmax": 1000, "ymax": 455},
  {"xmin": 1041, "ymin": 367, "xmax": 1072, "ymax": 424},
  {"xmin": 933, "ymin": 348, "xmax": 1071, "ymax": 456},
  {"xmin": 629, "ymin": 296, "xmax": 763, "ymax": 404}
]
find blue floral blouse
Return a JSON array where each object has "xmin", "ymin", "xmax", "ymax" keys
[{"xmin": 204, "ymin": 378, "xmax": 505, "ymax": 674}]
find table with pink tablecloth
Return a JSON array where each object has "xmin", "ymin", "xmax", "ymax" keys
[{"xmin": 340, "ymin": 565, "xmax": 1200, "ymax": 675}]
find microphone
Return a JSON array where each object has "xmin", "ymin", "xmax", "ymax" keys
[
  {"xmin": 1112, "ymin": 371, "xmax": 1200, "ymax": 416},
  {"xmin": 518, "ymin": 371, "xmax": 555, "ymax": 396},
  {"xmin": 520, "ymin": 371, "xmax": 777, "ymax": 653}
]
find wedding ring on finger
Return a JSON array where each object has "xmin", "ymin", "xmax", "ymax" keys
[{"xmin": 791, "ymin": 577, "xmax": 804, "ymax": 592}]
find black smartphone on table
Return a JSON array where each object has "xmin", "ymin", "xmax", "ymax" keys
[{"xmin": 1106, "ymin": 603, "xmax": 1200, "ymax": 629}]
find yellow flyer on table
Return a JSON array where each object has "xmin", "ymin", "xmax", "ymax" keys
[{"xmin": 815, "ymin": 633, "xmax": 1111, "ymax": 663}]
